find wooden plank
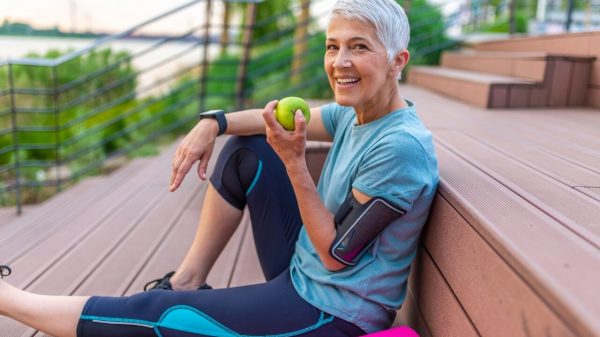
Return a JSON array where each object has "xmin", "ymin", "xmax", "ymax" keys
[
  {"xmin": 434, "ymin": 144, "xmax": 600, "ymax": 337},
  {"xmin": 123, "ymin": 205, "xmax": 203, "ymax": 294},
  {"xmin": 0, "ymin": 157, "xmax": 153, "ymax": 240},
  {"xmin": 435, "ymin": 130, "xmax": 600, "ymax": 247},
  {"xmin": 404, "ymin": 85, "xmax": 600, "ymax": 174},
  {"xmin": 587, "ymin": 87, "xmax": 600, "ymax": 109},
  {"xmin": 407, "ymin": 245, "xmax": 480, "ymax": 337},
  {"xmin": 1, "ymin": 183, "xmax": 170, "ymax": 337},
  {"xmin": 122, "ymin": 137, "xmax": 247, "ymax": 292},
  {"xmin": 0, "ymin": 151, "xmax": 170, "ymax": 252},
  {"xmin": 0, "ymin": 142, "xmax": 192, "ymax": 336},
  {"xmin": 394, "ymin": 286, "xmax": 433, "ymax": 337},
  {"xmin": 0, "ymin": 157, "xmax": 171, "ymax": 270},
  {"xmin": 0, "ymin": 206, "xmax": 22, "ymax": 226},
  {"xmin": 0, "ymin": 177, "xmax": 104, "ymax": 245},
  {"xmin": 448, "ymin": 120, "xmax": 600, "ymax": 193},
  {"xmin": 28, "ymin": 159, "xmax": 205, "ymax": 337},
  {"xmin": 69, "ymin": 186, "xmax": 203, "ymax": 297},
  {"xmin": 424, "ymin": 194, "xmax": 576, "ymax": 337},
  {"xmin": 507, "ymin": 85, "xmax": 530, "ymax": 108},
  {"xmin": 569, "ymin": 61, "xmax": 592, "ymax": 106},
  {"xmin": 472, "ymin": 31, "xmax": 596, "ymax": 56},
  {"xmin": 412, "ymin": 66, "xmax": 537, "ymax": 84},
  {"xmin": 441, "ymin": 51, "xmax": 548, "ymax": 81},
  {"xmin": 503, "ymin": 112, "xmax": 600, "ymax": 149}
]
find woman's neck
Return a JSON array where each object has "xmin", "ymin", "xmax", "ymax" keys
[{"xmin": 354, "ymin": 85, "xmax": 406, "ymax": 125}]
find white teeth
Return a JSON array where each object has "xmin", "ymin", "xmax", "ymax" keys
[{"xmin": 337, "ymin": 78, "xmax": 359, "ymax": 84}]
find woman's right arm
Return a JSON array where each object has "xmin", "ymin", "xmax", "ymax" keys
[
  {"xmin": 169, "ymin": 108, "xmax": 265, "ymax": 192},
  {"xmin": 169, "ymin": 105, "xmax": 331, "ymax": 192}
]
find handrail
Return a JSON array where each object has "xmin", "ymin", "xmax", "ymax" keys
[{"xmin": 0, "ymin": 0, "xmax": 263, "ymax": 67}]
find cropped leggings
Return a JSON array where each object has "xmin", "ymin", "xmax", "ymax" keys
[{"xmin": 76, "ymin": 135, "xmax": 366, "ymax": 337}]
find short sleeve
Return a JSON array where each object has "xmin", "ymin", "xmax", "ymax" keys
[
  {"xmin": 320, "ymin": 103, "xmax": 346, "ymax": 138},
  {"xmin": 352, "ymin": 134, "xmax": 430, "ymax": 212}
]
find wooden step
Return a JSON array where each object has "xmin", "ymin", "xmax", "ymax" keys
[
  {"xmin": 409, "ymin": 48, "xmax": 595, "ymax": 109},
  {"xmin": 441, "ymin": 50, "xmax": 548, "ymax": 81},
  {"xmin": 395, "ymin": 84, "xmax": 600, "ymax": 337},
  {"xmin": 408, "ymin": 66, "xmax": 537, "ymax": 108},
  {"xmin": 459, "ymin": 31, "xmax": 600, "ymax": 109}
]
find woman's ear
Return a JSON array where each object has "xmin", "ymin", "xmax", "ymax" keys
[{"xmin": 391, "ymin": 49, "xmax": 410, "ymax": 77}]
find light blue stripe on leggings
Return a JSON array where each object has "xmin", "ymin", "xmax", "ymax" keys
[{"xmin": 245, "ymin": 160, "xmax": 263, "ymax": 196}]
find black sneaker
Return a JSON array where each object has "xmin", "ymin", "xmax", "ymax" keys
[
  {"xmin": 143, "ymin": 271, "xmax": 212, "ymax": 291},
  {"xmin": 0, "ymin": 265, "xmax": 11, "ymax": 279}
]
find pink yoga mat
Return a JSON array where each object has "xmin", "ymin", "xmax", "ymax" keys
[{"xmin": 361, "ymin": 326, "xmax": 420, "ymax": 337}]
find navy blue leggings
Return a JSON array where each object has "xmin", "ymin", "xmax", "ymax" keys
[{"xmin": 77, "ymin": 135, "xmax": 365, "ymax": 337}]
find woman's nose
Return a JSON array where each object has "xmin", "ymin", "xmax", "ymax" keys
[{"xmin": 332, "ymin": 50, "xmax": 351, "ymax": 68}]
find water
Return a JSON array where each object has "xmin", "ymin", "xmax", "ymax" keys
[{"xmin": 0, "ymin": 35, "xmax": 222, "ymax": 95}]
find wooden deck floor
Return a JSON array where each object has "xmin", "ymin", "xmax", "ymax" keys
[
  {"xmin": 0, "ymin": 84, "xmax": 599, "ymax": 336},
  {"xmin": 0, "ymin": 136, "xmax": 265, "ymax": 337}
]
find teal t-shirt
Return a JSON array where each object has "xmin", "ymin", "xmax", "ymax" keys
[{"xmin": 289, "ymin": 100, "xmax": 439, "ymax": 333}]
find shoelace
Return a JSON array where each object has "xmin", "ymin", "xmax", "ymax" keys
[
  {"xmin": 143, "ymin": 271, "xmax": 212, "ymax": 291},
  {"xmin": 144, "ymin": 271, "xmax": 176, "ymax": 291},
  {"xmin": 0, "ymin": 265, "xmax": 11, "ymax": 279}
]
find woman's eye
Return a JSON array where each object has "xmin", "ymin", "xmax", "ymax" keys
[
  {"xmin": 326, "ymin": 44, "xmax": 338, "ymax": 51},
  {"xmin": 353, "ymin": 44, "xmax": 368, "ymax": 50}
]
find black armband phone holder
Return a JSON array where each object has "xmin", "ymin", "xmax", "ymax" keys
[{"xmin": 330, "ymin": 192, "xmax": 406, "ymax": 266}]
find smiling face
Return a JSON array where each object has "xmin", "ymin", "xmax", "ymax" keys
[{"xmin": 324, "ymin": 15, "xmax": 407, "ymax": 118}]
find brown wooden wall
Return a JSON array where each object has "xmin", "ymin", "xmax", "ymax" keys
[{"xmin": 395, "ymin": 193, "xmax": 578, "ymax": 337}]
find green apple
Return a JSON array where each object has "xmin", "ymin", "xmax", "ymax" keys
[{"xmin": 274, "ymin": 96, "xmax": 311, "ymax": 131}]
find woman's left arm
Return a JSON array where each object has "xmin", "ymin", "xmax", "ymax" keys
[{"xmin": 262, "ymin": 101, "xmax": 357, "ymax": 271}]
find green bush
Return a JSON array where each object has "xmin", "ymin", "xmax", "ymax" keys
[
  {"xmin": 0, "ymin": 47, "xmax": 201, "ymax": 204},
  {"xmin": 403, "ymin": 0, "xmax": 457, "ymax": 66},
  {"xmin": 478, "ymin": 10, "xmax": 530, "ymax": 33}
]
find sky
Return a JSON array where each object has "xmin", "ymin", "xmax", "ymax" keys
[
  {"xmin": 1, "ymin": 0, "xmax": 337, "ymax": 34},
  {"xmin": 2, "ymin": 0, "xmax": 223, "ymax": 33}
]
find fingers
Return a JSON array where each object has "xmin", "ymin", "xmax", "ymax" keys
[
  {"xmin": 170, "ymin": 156, "xmax": 195, "ymax": 192},
  {"xmin": 294, "ymin": 110, "xmax": 306, "ymax": 135},
  {"xmin": 197, "ymin": 145, "xmax": 214, "ymax": 181},
  {"xmin": 262, "ymin": 100, "xmax": 280, "ymax": 130},
  {"xmin": 170, "ymin": 148, "xmax": 185, "ymax": 189}
]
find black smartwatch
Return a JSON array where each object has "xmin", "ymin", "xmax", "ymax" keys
[{"xmin": 199, "ymin": 109, "xmax": 227, "ymax": 136}]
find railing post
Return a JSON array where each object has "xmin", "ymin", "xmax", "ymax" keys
[
  {"xmin": 509, "ymin": 0, "xmax": 517, "ymax": 35},
  {"xmin": 199, "ymin": 0, "xmax": 213, "ymax": 113},
  {"xmin": 565, "ymin": 0, "xmax": 575, "ymax": 31},
  {"xmin": 236, "ymin": 2, "xmax": 257, "ymax": 111},
  {"xmin": 52, "ymin": 66, "xmax": 62, "ymax": 192},
  {"xmin": 220, "ymin": 1, "xmax": 231, "ymax": 56},
  {"xmin": 291, "ymin": 0, "xmax": 310, "ymax": 85},
  {"xmin": 403, "ymin": 0, "xmax": 412, "ymax": 14},
  {"xmin": 8, "ymin": 63, "xmax": 22, "ymax": 215}
]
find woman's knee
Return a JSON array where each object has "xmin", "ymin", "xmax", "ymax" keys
[{"xmin": 209, "ymin": 136, "xmax": 265, "ymax": 209}]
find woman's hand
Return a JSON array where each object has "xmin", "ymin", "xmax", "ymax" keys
[
  {"xmin": 262, "ymin": 100, "xmax": 307, "ymax": 168},
  {"xmin": 170, "ymin": 119, "xmax": 219, "ymax": 192}
]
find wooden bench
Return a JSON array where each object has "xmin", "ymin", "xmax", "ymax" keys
[{"xmin": 2, "ymin": 84, "xmax": 599, "ymax": 337}]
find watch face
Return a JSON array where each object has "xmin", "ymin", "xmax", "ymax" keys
[{"xmin": 200, "ymin": 110, "xmax": 223, "ymax": 118}]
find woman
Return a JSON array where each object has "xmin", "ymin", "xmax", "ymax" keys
[{"xmin": 0, "ymin": 0, "xmax": 438, "ymax": 336}]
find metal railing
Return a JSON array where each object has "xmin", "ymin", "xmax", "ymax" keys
[
  {"xmin": 2, "ymin": 0, "xmax": 523, "ymax": 213},
  {"xmin": 0, "ymin": 0, "xmax": 255, "ymax": 212}
]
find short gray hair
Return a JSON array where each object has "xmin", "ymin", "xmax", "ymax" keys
[{"xmin": 331, "ymin": 0, "xmax": 410, "ymax": 63}]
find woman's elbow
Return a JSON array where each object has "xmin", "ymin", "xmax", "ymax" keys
[{"xmin": 322, "ymin": 257, "xmax": 347, "ymax": 272}]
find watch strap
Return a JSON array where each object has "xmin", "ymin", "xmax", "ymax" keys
[{"xmin": 199, "ymin": 110, "xmax": 227, "ymax": 136}]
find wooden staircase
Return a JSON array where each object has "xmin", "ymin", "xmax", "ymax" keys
[{"xmin": 408, "ymin": 32, "xmax": 600, "ymax": 109}]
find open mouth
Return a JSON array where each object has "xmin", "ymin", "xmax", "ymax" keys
[{"xmin": 336, "ymin": 77, "xmax": 360, "ymax": 86}]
